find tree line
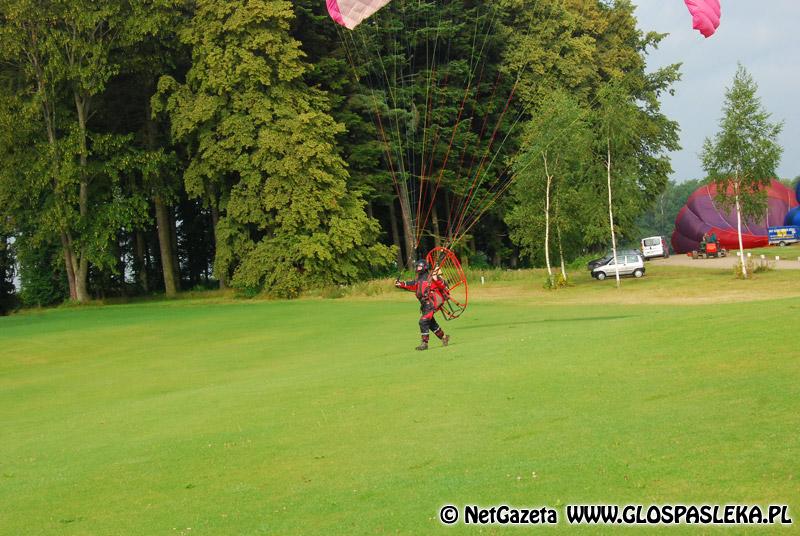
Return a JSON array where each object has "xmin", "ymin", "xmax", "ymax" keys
[{"xmin": 0, "ymin": 0, "xmax": 681, "ymax": 310}]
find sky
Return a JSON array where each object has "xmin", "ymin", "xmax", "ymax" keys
[{"xmin": 631, "ymin": 0, "xmax": 800, "ymax": 183}]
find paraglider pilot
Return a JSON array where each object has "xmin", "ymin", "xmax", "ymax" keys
[{"xmin": 395, "ymin": 260, "xmax": 450, "ymax": 351}]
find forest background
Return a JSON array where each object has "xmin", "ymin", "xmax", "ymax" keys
[{"xmin": 0, "ymin": 0, "xmax": 794, "ymax": 310}]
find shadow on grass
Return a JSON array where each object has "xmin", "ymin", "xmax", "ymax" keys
[{"xmin": 459, "ymin": 315, "xmax": 635, "ymax": 330}]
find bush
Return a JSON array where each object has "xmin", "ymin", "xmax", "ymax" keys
[
  {"xmin": 754, "ymin": 258, "xmax": 775, "ymax": 274},
  {"xmin": 235, "ymin": 286, "xmax": 262, "ymax": 299},
  {"xmin": 733, "ymin": 257, "xmax": 773, "ymax": 279},
  {"xmin": 468, "ymin": 251, "xmax": 492, "ymax": 269},
  {"xmin": 568, "ymin": 254, "xmax": 597, "ymax": 270},
  {"xmin": 542, "ymin": 272, "xmax": 569, "ymax": 290},
  {"xmin": 733, "ymin": 258, "xmax": 751, "ymax": 279}
]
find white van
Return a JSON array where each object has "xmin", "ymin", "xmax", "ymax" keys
[{"xmin": 641, "ymin": 236, "xmax": 669, "ymax": 260}]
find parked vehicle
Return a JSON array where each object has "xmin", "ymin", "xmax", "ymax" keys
[
  {"xmin": 768, "ymin": 226, "xmax": 800, "ymax": 246},
  {"xmin": 587, "ymin": 249, "xmax": 643, "ymax": 271},
  {"xmin": 641, "ymin": 236, "xmax": 669, "ymax": 259},
  {"xmin": 591, "ymin": 253, "xmax": 646, "ymax": 280},
  {"xmin": 691, "ymin": 240, "xmax": 727, "ymax": 259},
  {"xmin": 588, "ymin": 254, "xmax": 612, "ymax": 271}
]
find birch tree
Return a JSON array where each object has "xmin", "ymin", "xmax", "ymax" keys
[
  {"xmin": 590, "ymin": 81, "xmax": 678, "ymax": 288},
  {"xmin": 701, "ymin": 64, "xmax": 783, "ymax": 279},
  {"xmin": 507, "ymin": 90, "xmax": 590, "ymax": 286}
]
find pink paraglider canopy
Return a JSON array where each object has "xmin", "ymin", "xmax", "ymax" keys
[
  {"xmin": 684, "ymin": 0, "xmax": 722, "ymax": 38},
  {"xmin": 328, "ymin": 1, "xmax": 723, "ymax": 36},
  {"xmin": 327, "ymin": 0, "xmax": 391, "ymax": 30}
]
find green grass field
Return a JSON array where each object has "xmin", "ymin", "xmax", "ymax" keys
[
  {"xmin": 742, "ymin": 243, "xmax": 800, "ymax": 258},
  {"xmin": 2, "ymin": 266, "xmax": 799, "ymax": 535}
]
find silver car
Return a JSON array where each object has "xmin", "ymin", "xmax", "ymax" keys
[{"xmin": 592, "ymin": 253, "xmax": 646, "ymax": 280}]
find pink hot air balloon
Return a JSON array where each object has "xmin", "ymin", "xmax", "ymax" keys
[
  {"xmin": 327, "ymin": 0, "xmax": 392, "ymax": 30},
  {"xmin": 684, "ymin": 0, "xmax": 722, "ymax": 38}
]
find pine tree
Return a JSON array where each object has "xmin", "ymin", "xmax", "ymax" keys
[{"xmin": 337, "ymin": 1, "xmax": 516, "ymax": 262}]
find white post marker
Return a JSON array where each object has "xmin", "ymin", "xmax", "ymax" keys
[
  {"xmin": 481, "ymin": 276, "xmax": 485, "ymax": 285},
  {"xmin": 747, "ymin": 252, "xmax": 752, "ymax": 258},
  {"xmin": 761, "ymin": 255, "xmax": 766, "ymax": 260},
  {"xmin": 776, "ymin": 256, "xmax": 780, "ymax": 262}
]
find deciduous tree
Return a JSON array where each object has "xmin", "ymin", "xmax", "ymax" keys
[
  {"xmin": 701, "ymin": 64, "xmax": 783, "ymax": 279},
  {"xmin": 156, "ymin": 0, "xmax": 393, "ymax": 298},
  {"xmin": 507, "ymin": 90, "xmax": 590, "ymax": 285}
]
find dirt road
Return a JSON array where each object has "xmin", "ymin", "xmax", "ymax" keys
[{"xmin": 651, "ymin": 251, "xmax": 800, "ymax": 270}]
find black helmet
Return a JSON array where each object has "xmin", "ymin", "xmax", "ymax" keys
[{"xmin": 415, "ymin": 259, "xmax": 430, "ymax": 273}]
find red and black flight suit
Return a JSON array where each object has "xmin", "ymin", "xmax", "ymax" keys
[{"xmin": 396, "ymin": 269, "xmax": 449, "ymax": 347}]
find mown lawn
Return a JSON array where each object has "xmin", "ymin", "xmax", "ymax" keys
[
  {"xmin": 740, "ymin": 244, "xmax": 800, "ymax": 259},
  {"xmin": 1, "ymin": 270, "xmax": 798, "ymax": 535}
]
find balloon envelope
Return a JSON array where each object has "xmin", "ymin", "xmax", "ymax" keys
[
  {"xmin": 786, "ymin": 182, "xmax": 800, "ymax": 225},
  {"xmin": 786, "ymin": 206, "xmax": 800, "ymax": 227},
  {"xmin": 671, "ymin": 180, "xmax": 799, "ymax": 253},
  {"xmin": 684, "ymin": 0, "xmax": 722, "ymax": 38}
]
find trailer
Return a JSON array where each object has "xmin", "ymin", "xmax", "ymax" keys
[{"xmin": 768, "ymin": 226, "xmax": 800, "ymax": 246}]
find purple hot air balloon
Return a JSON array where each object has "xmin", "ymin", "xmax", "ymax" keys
[
  {"xmin": 684, "ymin": 0, "xmax": 722, "ymax": 38},
  {"xmin": 672, "ymin": 180, "xmax": 799, "ymax": 254}
]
